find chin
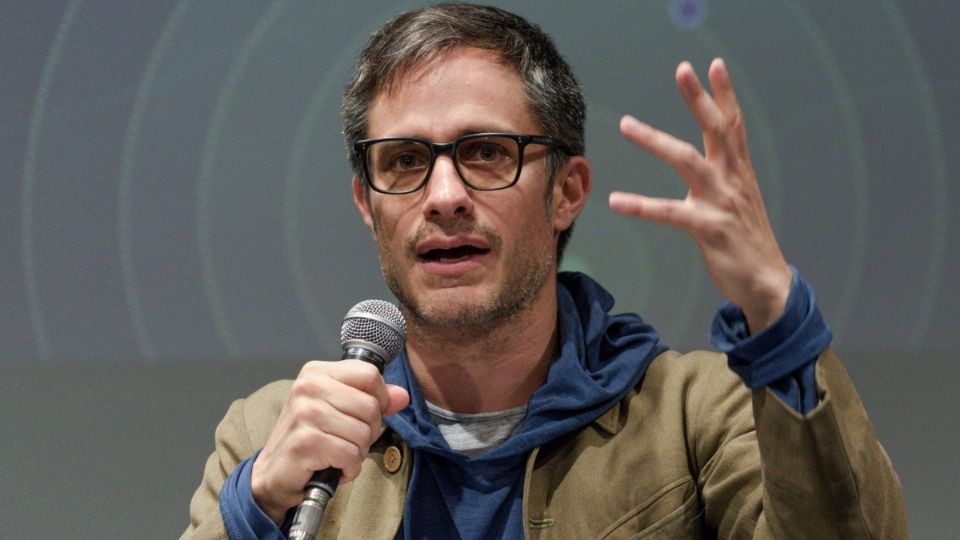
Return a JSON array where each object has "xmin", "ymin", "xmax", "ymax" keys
[
  {"xmin": 410, "ymin": 283, "xmax": 541, "ymax": 333},
  {"xmin": 414, "ymin": 285, "xmax": 494, "ymax": 320}
]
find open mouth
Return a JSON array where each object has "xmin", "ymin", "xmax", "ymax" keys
[{"xmin": 420, "ymin": 245, "xmax": 490, "ymax": 263}]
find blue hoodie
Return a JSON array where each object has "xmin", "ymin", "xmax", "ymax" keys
[{"xmin": 382, "ymin": 272, "xmax": 667, "ymax": 539}]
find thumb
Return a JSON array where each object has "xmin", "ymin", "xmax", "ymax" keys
[{"xmin": 383, "ymin": 384, "xmax": 411, "ymax": 416}]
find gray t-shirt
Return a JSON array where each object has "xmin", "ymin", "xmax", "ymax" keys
[{"xmin": 426, "ymin": 401, "xmax": 528, "ymax": 458}]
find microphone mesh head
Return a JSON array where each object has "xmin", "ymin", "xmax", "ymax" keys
[{"xmin": 340, "ymin": 299, "xmax": 406, "ymax": 359}]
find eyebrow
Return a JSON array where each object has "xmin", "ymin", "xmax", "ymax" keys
[
  {"xmin": 383, "ymin": 125, "xmax": 524, "ymax": 142},
  {"xmin": 457, "ymin": 125, "xmax": 516, "ymax": 136}
]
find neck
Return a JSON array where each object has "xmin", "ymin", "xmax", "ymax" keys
[{"xmin": 404, "ymin": 278, "xmax": 559, "ymax": 413}]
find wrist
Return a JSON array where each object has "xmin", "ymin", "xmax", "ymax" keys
[
  {"xmin": 741, "ymin": 264, "xmax": 792, "ymax": 333},
  {"xmin": 251, "ymin": 456, "xmax": 289, "ymax": 525}
]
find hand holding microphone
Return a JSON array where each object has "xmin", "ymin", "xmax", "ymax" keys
[{"xmin": 250, "ymin": 300, "xmax": 407, "ymax": 536}]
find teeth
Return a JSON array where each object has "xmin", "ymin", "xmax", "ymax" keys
[
  {"xmin": 421, "ymin": 245, "xmax": 490, "ymax": 263},
  {"xmin": 437, "ymin": 254, "xmax": 469, "ymax": 263}
]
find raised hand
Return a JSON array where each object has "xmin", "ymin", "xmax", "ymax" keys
[
  {"xmin": 609, "ymin": 58, "xmax": 792, "ymax": 333},
  {"xmin": 250, "ymin": 360, "xmax": 410, "ymax": 523}
]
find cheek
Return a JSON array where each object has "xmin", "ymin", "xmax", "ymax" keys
[
  {"xmin": 370, "ymin": 205, "xmax": 412, "ymax": 248},
  {"xmin": 506, "ymin": 204, "xmax": 553, "ymax": 245}
]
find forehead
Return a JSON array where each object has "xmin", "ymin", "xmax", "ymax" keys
[{"xmin": 367, "ymin": 47, "xmax": 540, "ymax": 139}]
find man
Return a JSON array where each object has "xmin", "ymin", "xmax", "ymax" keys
[{"xmin": 184, "ymin": 4, "xmax": 907, "ymax": 539}]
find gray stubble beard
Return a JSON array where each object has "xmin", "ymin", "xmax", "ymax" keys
[{"xmin": 379, "ymin": 219, "xmax": 554, "ymax": 340}]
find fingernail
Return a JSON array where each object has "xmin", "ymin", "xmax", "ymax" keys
[
  {"xmin": 609, "ymin": 192, "xmax": 626, "ymax": 209},
  {"xmin": 620, "ymin": 115, "xmax": 647, "ymax": 134}
]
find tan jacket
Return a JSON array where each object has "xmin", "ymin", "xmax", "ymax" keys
[{"xmin": 183, "ymin": 348, "xmax": 907, "ymax": 539}]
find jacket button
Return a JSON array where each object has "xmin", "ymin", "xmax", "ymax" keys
[{"xmin": 383, "ymin": 446, "xmax": 402, "ymax": 473}]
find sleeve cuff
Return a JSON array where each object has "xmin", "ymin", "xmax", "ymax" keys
[
  {"xmin": 710, "ymin": 266, "xmax": 832, "ymax": 391},
  {"xmin": 219, "ymin": 450, "xmax": 287, "ymax": 540}
]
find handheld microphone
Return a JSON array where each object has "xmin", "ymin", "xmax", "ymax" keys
[{"xmin": 287, "ymin": 299, "xmax": 406, "ymax": 540}]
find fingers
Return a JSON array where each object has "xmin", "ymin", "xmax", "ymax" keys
[
  {"xmin": 618, "ymin": 58, "xmax": 752, "ymax": 203},
  {"xmin": 619, "ymin": 115, "xmax": 713, "ymax": 195},
  {"xmin": 609, "ymin": 191, "xmax": 698, "ymax": 232},
  {"xmin": 675, "ymin": 61, "xmax": 728, "ymax": 161},
  {"xmin": 384, "ymin": 384, "xmax": 412, "ymax": 416},
  {"xmin": 707, "ymin": 58, "xmax": 749, "ymax": 160},
  {"xmin": 289, "ymin": 360, "xmax": 393, "ymax": 454},
  {"xmin": 288, "ymin": 377, "xmax": 377, "ymax": 454},
  {"xmin": 674, "ymin": 59, "xmax": 752, "ymax": 168},
  {"xmin": 295, "ymin": 360, "xmax": 390, "ymax": 413}
]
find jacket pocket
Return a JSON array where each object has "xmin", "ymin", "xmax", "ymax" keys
[{"xmin": 600, "ymin": 478, "xmax": 704, "ymax": 540}]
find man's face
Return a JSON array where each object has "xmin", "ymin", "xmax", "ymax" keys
[{"xmin": 354, "ymin": 47, "xmax": 564, "ymax": 332}]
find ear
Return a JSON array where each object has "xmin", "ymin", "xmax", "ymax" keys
[
  {"xmin": 551, "ymin": 156, "xmax": 592, "ymax": 233},
  {"xmin": 352, "ymin": 175, "xmax": 376, "ymax": 239}
]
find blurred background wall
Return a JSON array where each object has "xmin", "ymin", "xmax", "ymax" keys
[{"xmin": 1, "ymin": 1, "xmax": 957, "ymax": 537}]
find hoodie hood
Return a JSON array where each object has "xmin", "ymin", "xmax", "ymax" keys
[
  {"xmin": 384, "ymin": 270, "xmax": 665, "ymax": 458},
  {"xmin": 382, "ymin": 272, "xmax": 665, "ymax": 539}
]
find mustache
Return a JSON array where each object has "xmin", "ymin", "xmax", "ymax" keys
[{"xmin": 404, "ymin": 220, "xmax": 502, "ymax": 256}]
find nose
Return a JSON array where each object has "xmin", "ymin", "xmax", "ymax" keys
[{"xmin": 421, "ymin": 154, "xmax": 473, "ymax": 221}]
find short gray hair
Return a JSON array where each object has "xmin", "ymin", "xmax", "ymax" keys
[{"xmin": 342, "ymin": 3, "xmax": 585, "ymax": 261}]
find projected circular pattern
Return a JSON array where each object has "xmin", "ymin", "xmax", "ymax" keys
[{"xmin": 20, "ymin": 1, "xmax": 948, "ymax": 361}]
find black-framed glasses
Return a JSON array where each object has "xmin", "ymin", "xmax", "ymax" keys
[{"xmin": 354, "ymin": 132, "xmax": 570, "ymax": 195}]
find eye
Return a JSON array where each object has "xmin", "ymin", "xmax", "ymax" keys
[
  {"xmin": 371, "ymin": 141, "xmax": 430, "ymax": 173},
  {"xmin": 459, "ymin": 138, "xmax": 512, "ymax": 164},
  {"xmin": 393, "ymin": 152, "xmax": 426, "ymax": 170},
  {"xmin": 477, "ymin": 143, "xmax": 502, "ymax": 161}
]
